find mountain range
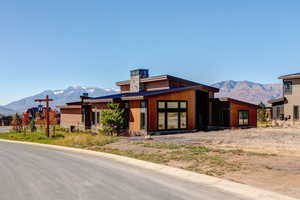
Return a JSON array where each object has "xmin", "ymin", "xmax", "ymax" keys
[
  {"xmin": 1, "ymin": 86, "xmax": 119, "ymax": 115},
  {"xmin": 0, "ymin": 81, "xmax": 282, "ymax": 116},
  {"xmin": 212, "ymin": 80, "xmax": 282, "ymax": 105}
]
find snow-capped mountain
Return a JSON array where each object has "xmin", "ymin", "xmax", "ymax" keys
[
  {"xmin": 3, "ymin": 86, "xmax": 119, "ymax": 113},
  {"xmin": 0, "ymin": 81, "xmax": 283, "ymax": 115}
]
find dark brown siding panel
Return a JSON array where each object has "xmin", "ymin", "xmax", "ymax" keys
[
  {"xmin": 230, "ymin": 102, "xmax": 257, "ymax": 127},
  {"xmin": 144, "ymin": 80, "xmax": 170, "ymax": 91}
]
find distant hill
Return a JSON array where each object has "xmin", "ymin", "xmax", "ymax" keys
[
  {"xmin": 3, "ymin": 86, "xmax": 119, "ymax": 113},
  {"xmin": 212, "ymin": 80, "xmax": 282, "ymax": 105},
  {"xmin": 0, "ymin": 106, "xmax": 17, "ymax": 116}
]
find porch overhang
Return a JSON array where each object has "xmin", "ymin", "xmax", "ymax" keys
[
  {"xmin": 84, "ymin": 99, "xmax": 114, "ymax": 103},
  {"xmin": 121, "ymin": 96, "xmax": 144, "ymax": 100},
  {"xmin": 268, "ymin": 97, "xmax": 286, "ymax": 105},
  {"xmin": 56, "ymin": 105, "xmax": 81, "ymax": 109}
]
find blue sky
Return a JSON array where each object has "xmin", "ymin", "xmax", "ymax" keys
[{"xmin": 1, "ymin": 0, "xmax": 300, "ymax": 105}]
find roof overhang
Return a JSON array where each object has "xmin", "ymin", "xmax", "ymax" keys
[
  {"xmin": 116, "ymin": 75, "xmax": 219, "ymax": 92},
  {"xmin": 278, "ymin": 73, "xmax": 300, "ymax": 80},
  {"xmin": 84, "ymin": 99, "xmax": 114, "ymax": 103},
  {"xmin": 268, "ymin": 97, "xmax": 286, "ymax": 105},
  {"xmin": 56, "ymin": 105, "xmax": 81, "ymax": 109},
  {"xmin": 217, "ymin": 97, "xmax": 259, "ymax": 108},
  {"xmin": 121, "ymin": 96, "xmax": 144, "ymax": 100}
]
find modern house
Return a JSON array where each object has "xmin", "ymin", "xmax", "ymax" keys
[
  {"xmin": 58, "ymin": 69, "xmax": 258, "ymax": 135},
  {"xmin": 212, "ymin": 98, "xmax": 258, "ymax": 128},
  {"xmin": 268, "ymin": 72, "xmax": 300, "ymax": 125}
]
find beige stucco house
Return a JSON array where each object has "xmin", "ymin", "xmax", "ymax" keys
[{"xmin": 268, "ymin": 73, "xmax": 300, "ymax": 125}]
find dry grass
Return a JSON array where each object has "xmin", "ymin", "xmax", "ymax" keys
[
  {"xmin": 53, "ymin": 133, "xmax": 118, "ymax": 148},
  {"xmin": 0, "ymin": 131, "xmax": 118, "ymax": 148}
]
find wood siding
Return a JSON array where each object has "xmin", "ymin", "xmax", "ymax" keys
[
  {"xmin": 129, "ymin": 100, "xmax": 141, "ymax": 131},
  {"xmin": 144, "ymin": 80, "xmax": 169, "ymax": 91},
  {"xmin": 120, "ymin": 78, "xmax": 198, "ymax": 93},
  {"xmin": 60, "ymin": 108, "xmax": 82, "ymax": 127},
  {"xmin": 120, "ymin": 85, "xmax": 130, "ymax": 93},
  {"xmin": 230, "ymin": 102, "xmax": 257, "ymax": 127},
  {"xmin": 168, "ymin": 80, "xmax": 195, "ymax": 88},
  {"xmin": 147, "ymin": 89, "xmax": 196, "ymax": 131}
]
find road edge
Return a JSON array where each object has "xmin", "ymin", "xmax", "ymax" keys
[{"xmin": 0, "ymin": 139, "xmax": 296, "ymax": 200}]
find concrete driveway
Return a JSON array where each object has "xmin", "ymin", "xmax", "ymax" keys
[{"xmin": 0, "ymin": 140, "xmax": 253, "ymax": 200}]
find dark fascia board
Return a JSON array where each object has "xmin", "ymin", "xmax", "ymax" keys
[
  {"xmin": 84, "ymin": 99, "xmax": 114, "ymax": 103},
  {"xmin": 66, "ymin": 101, "xmax": 82, "ymax": 105},
  {"xmin": 143, "ymin": 85, "xmax": 213, "ymax": 98},
  {"xmin": 116, "ymin": 74, "xmax": 219, "ymax": 92},
  {"xmin": 116, "ymin": 75, "xmax": 168, "ymax": 86},
  {"xmin": 267, "ymin": 97, "xmax": 285, "ymax": 104},
  {"xmin": 278, "ymin": 72, "xmax": 300, "ymax": 80},
  {"xmin": 56, "ymin": 105, "xmax": 81, "ymax": 109},
  {"xmin": 218, "ymin": 97, "xmax": 259, "ymax": 108},
  {"xmin": 121, "ymin": 96, "xmax": 144, "ymax": 100}
]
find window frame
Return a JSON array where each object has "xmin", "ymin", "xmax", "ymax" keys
[
  {"xmin": 140, "ymin": 101, "xmax": 147, "ymax": 130},
  {"xmin": 157, "ymin": 100, "xmax": 188, "ymax": 131},
  {"xmin": 238, "ymin": 110, "xmax": 249, "ymax": 126},
  {"xmin": 294, "ymin": 105, "xmax": 299, "ymax": 120},
  {"xmin": 283, "ymin": 80, "xmax": 293, "ymax": 94}
]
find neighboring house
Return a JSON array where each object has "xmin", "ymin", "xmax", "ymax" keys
[
  {"xmin": 268, "ymin": 72, "xmax": 300, "ymax": 125},
  {"xmin": 58, "ymin": 69, "xmax": 258, "ymax": 135},
  {"xmin": 212, "ymin": 98, "xmax": 258, "ymax": 128},
  {"xmin": 0, "ymin": 115, "xmax": 13, "ymax": 126}
]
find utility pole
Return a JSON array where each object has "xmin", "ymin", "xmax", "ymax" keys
[{"xmin": 35, "ymin": 95, "xmax": 53, "ymax": 137}]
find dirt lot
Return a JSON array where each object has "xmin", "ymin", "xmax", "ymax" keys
[
  {"xmin": 146, "ymin": 127, "xmax": 300, "ymax": 156},
  {"xmin": 102, "ymin": 127, "xmax": 300, "ymax": 199}
]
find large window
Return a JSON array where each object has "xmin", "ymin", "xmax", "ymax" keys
[
  {"xmin": 238, "ymin": 110, "xmax": 249, "ymax": 126},
  {"xmin": 284, "ymin": 81, "xmax": 293, "ymax": 94},
  {"xmin": 157, "ymin": 101, "xmax": 187, "ymax": 130},
  {"xmin": 140, "ymin": 101, "xmax": 147, "ymax": 130},
  {"xmin": 294, "ymin": 105, "xmax": 299, "ymax": 120}
]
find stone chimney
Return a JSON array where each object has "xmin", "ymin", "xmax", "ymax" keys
[{"xmin": 130, "ymin": 69, "xmax": 149, "ymax": 93}]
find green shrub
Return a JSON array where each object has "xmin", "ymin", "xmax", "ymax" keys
[{"xmin": 101, "ymin": 103, "xmax": 127, "ymax": 136}]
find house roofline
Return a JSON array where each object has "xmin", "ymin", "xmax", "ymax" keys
[
  {"xmin": 267, "ymin": 97, "xmax": 286, "ymax": 104},
  {"xmin": 217, "ymin": 97, "xmax": 259, "ymax": 108},
  {"xmin": 116, "ymin": 74, "xmax": 219, "ymax": 92},
  {"xmin": 278, "ymin": 72, "xmax": 300, "ymax": 80}
]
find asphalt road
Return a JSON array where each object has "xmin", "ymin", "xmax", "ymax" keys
[{"xmin": 0, "ymin": 141, "xmax": 250, "ymax": 200}]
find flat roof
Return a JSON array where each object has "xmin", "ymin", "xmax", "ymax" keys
[
  {"xmin": 116, "ymin": 75, "xmax": 219, "ymax": 92},
  {"xmin": 278, "ymin": 72, "xmax": 300, "ymax": 80},
  {"xmin": 85, "ymin": 86, "xmax": 212, "ymax": 102}
]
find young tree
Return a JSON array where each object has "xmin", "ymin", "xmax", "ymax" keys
[
  {"xmin": 11, "ymin": 113, "xmax": 23, "ymax": 132},
  {"xmin": 29, "ymin": 119, "xmax": 37, "ymax": 133},
  {"xmin": 258, "ymin": 102, "xmax": 267, "ymax": 122},
  {"xmin": 101, "ymin": 103, "xmax": 127, "ymax": 136}
]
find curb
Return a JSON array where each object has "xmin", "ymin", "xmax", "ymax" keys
[{"xmin": 0, "ymin": 139, "xmax": 297, "ymax": 200}]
